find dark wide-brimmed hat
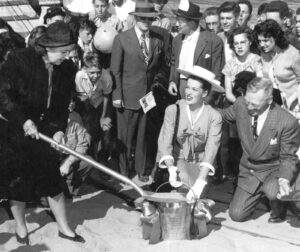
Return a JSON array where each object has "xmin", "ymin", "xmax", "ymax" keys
[
  {"xmin": 173, "ymin": 0, "xmax": 202, "ymax": 20},
  {"xmin": 37, "ymin": 21, "xmax": 75, "ymax": 48},
  {"xmin": 130, "ymin": 0, "xmax": 158, "ymax": 18}
]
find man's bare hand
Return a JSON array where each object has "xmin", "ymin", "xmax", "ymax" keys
[{"xmin": 168, "ymin": 82, "xmax": 178, "ymax": 96}]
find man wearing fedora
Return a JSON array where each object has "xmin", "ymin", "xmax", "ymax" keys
[
  {"xmin": 0, "ymin": 21, "xmax": 85, "ymax": 243},
  {"xmin": 110, "ymin": 0, "xmax": 169, "ymax": 182},
  {"xmin": 168, "ymin": 0, "xmax": 225, "ymax": 100}
]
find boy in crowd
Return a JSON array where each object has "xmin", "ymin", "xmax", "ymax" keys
[
  {"xmin": 75, "ymin": 52, "xmax": 113, "ymax": 162},
  {"xmin": 90, "ymin": 0, "xmax": 123, "ymax": 32},
  {"xmin": 256, "ymin": 3, "xmax": 268, "ymax": 24},
  {"xmin": 78, "ymin": 19, "xmax": 97, "ymax": 54},
  {"xmin": 60, "ymin": 111, "xmax": 92, "ymax": 197},
  {"xmin": 265, "ymin": 0, "xmax": 300, "ymax": 50},
  {"xmin": 204, "ymin": 7, "xmax": 221, "ymax": 34},
  {"xmin": 217, "ymin": 1, "xmax": 240, "ymax": 62},
  {"xmin": 237, "ymin": 0, "xmax": 252, "ymax": 28}
]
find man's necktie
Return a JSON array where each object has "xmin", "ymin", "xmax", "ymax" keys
[
  {"xmin": 140, "ymin": 33, "xmax": 149, "ymax": 65},
  {"xmin": 47, "ymin": 64, "xmax": 54, "ymax": 109},
  {"xmin": 252, "ymin": 115, "xmax": 258, "ymax": 141}
]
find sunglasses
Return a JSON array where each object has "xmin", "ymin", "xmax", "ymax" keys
[{"xmin": 137, "ymin": 16, "xmax": 155, "ymax": 22}]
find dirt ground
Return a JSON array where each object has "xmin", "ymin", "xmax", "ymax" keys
[{"xmin": 1, "ymin": 176, "xmax": 300, "ymax": 252}]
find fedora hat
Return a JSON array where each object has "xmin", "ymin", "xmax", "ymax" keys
[
  {"xmin": 173, "ymin": 0, "xmax": 202, "ymax": 20},
  {"xmin": 37, "ymin": 21, "xmax": 75, "ymax": 48},
  {"xmin": 177, "ymin": 66, "xmax": 225, "ymax": 93},
  {"xmin": 130, "ymin": 0, "xmax": 158, "ymax": 18}
]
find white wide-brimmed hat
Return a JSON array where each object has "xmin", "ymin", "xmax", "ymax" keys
[{"xmin": 177, "ymin": 66, "xmax": 225, "ymax": 93}]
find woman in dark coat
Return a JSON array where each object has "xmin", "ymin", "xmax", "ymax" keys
[{"xmin": 0, "ymin": 21, "xmax": 84, "ymax": 244}]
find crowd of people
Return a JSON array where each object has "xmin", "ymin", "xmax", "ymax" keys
[{"xmin": 1, "ymin": 0, "xmax": 300, "ymax": 245}]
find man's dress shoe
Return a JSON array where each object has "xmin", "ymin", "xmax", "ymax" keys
[{"xmin": 268, "ymin": 215, "xmax": 286, "ymax": 223}]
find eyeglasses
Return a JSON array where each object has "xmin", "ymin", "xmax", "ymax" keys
[{"xmin": 233, "ymin": 40, "xmax": 249, "ymax": 47}]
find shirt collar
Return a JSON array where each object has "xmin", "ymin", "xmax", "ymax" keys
[
  {"xmin": 257, "ymin": 105, "xmax": 271, "ymax": 121},
  {"xmin": 134, "ymin": 25, "xmax": 149, "ymax": 40},
  {"xmin": 183, "ymin": 26, "xmax": 200, "ymax": 42}
]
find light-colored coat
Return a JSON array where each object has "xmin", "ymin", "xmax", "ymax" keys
[{"xmin": 157, "ymin": 99, "xmax": 222, "ymax": 168}]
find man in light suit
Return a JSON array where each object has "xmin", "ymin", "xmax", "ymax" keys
[
  {"xmin": 222, "ymin": 78, "xmax": 300, "ymax": 223},
  {"xmin": 168, "ymin": 0, "xmax": 225, "ymax": 99},
  {"xmin": 110, "ymin": 0, "xmax": 169, "ymax": 181}
]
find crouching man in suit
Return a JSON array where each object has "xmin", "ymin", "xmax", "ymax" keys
[{"xmin": 221, "ymin": 78, "xmax": 300, "ymax": 223}]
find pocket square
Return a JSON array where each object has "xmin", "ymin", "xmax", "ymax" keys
[
  {"xmin": 204, "ymin": 54, "xmax": 211, "ymax": 59},
  {"xmin": 270, "ymin": 138, "xmax": 278, "ymax": 145}
]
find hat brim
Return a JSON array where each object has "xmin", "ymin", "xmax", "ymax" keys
[
  {"xmin": 177, "ymin": 68, "xmax": 224, "ymax": 93},
  {"xmin": 172, "ymin": 9, "xmax": 202, "ymax": 20},
  {"xmin": 37, "ymin": 34, "xmax": 75, "ymax": 48},
  {"xmin": 130, "ymin": 12, "xmax": 158, "ymax": 17}
]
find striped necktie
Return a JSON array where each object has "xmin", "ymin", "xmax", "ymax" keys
[
  {"xmin": 252, "ymin": 115, "xmax": 258, "ymax": 141},
  {"xmin": 140, "ymin": 33, "xmax": 149, "ymax": 65}
]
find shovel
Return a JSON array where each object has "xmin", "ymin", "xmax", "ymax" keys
[{"xmin": 38, "ymin": 133, "xmax": 188, "ymax": 203}]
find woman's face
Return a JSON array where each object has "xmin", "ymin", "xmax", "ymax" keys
[
  {"xmin": 185, "ymin": 78, "xmax": 207, "ymax": 106},
  {"xmin": 233, "ymin": 33, "xmax": 251, "ymax": 57},
  {"xmin": 257, "ymin": 34, "xmax": 276, "ymax": 53},
  {"xmin": 46, "ymin": 48, "xmax": 71, "ymax": 65}
]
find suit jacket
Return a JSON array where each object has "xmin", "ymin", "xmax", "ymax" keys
[
  {"xmin": 222, "ymin": 97, "xmax": 300, "ymax": 194},
  {"xmin": 110, "ymin": 27, "xmax": 169, "ymax": 110},
  {"xmin": 158, "ymin": 99, "xmax": 222, "ymax": 167},
  {"xmin": 169, "ymin": 29, "xmax": 225, "ymax": 86}
]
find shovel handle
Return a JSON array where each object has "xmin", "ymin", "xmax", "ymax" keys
[{"xmin": 38, "ymin": 132, "xmax": 145, "ymax": 197}]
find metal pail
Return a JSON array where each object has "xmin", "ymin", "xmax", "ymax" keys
[{"xmin": 158, "ymin": 201, "xmax": 191, "ymax": 240}]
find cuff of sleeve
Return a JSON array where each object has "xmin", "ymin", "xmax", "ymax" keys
[
  {"xmin": 199, "ymin": 162, "xmax": 215, "ymax": 176},
  {"xmin": 159, "ymin": 155, "xmax": 174, "ymax": 168},
  {"xmin": 278, "ymin": 178, "xmax": 290, "ymax": 184}
]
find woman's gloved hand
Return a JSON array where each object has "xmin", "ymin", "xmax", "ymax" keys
[{"xmin": 186, "ymin": 178, "xmax": 207, "ymax": 202}]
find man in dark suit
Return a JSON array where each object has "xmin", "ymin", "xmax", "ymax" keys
[
  {"xmin": 168, "ymin": 0, "xmax": 225, "ymax": 99},
  {"xmin": 222, "ymin": 78, "xmax": 300, "ymax": 223},
  {"xmin": 110, "ymin": 0, "xmax": 169, "ymax": 181}
]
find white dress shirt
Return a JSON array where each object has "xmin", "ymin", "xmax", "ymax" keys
[
  {"xmin": 251, "ymin": 106, "xmax": 270, "ymax": 135},
  {"xmin": 134, "ymin": 25, "xmax": 150, "ymax": 50},
  {"xmin": 178, "ymin": 27, "xmax": 200, "ymax": 79}
]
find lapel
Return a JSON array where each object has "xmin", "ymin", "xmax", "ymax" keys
[
  {"xmin": 240, "ymin": 106, "xmax": 256, "ymax": 154},
  {"xmin": 175, "ymin": 35, "xmax": 184, "ymax": 69},
  {"xmin": 249, "ymin": 103, "xmax": 278, "ymax": 159},
  {"xmin": 129, "ymin": 28, "xmax": 145, "ymax": 63},
  {"xmin": 193, "ymin": 33, "xmax": 207, "ymax": 64}
]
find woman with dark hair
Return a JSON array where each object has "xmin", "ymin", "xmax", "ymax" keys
[
  {"xmin": 254, "ymin": 19, "xmax": 300, "ymax": 114},
  {"xmin": 223, "ymin": 26, "xmax": 261, "ymax": 103},
  {"xmin": 0, "ymin": 21, "xmax": 85, "ymax": 245}
]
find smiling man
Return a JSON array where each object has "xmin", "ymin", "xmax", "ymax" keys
[
  {"xmin": 221, "ymin": 78, "xmax": 300, "ymax": 223},
  {"xmin": 168, "ymin": 0, "xmax": 224, "ymax": 99},
  {"xmin": 217, "ymin": 1, "xmax": 240, "ymax": 62}
]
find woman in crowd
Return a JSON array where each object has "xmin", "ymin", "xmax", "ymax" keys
[
  {"xmin": 157, "ymin": 66, "xmax": 223, "ymax": 201},
  {"xmin": 223, "ymin": 26, "xmax": 262, "ymax": 103},
  {"xmin": 254, "ymin": 19, "xmax": 300, "ymax": 115},
  {"xmin": 0, "ymin": 21, "xmax": 84, "ymax": 245}
]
